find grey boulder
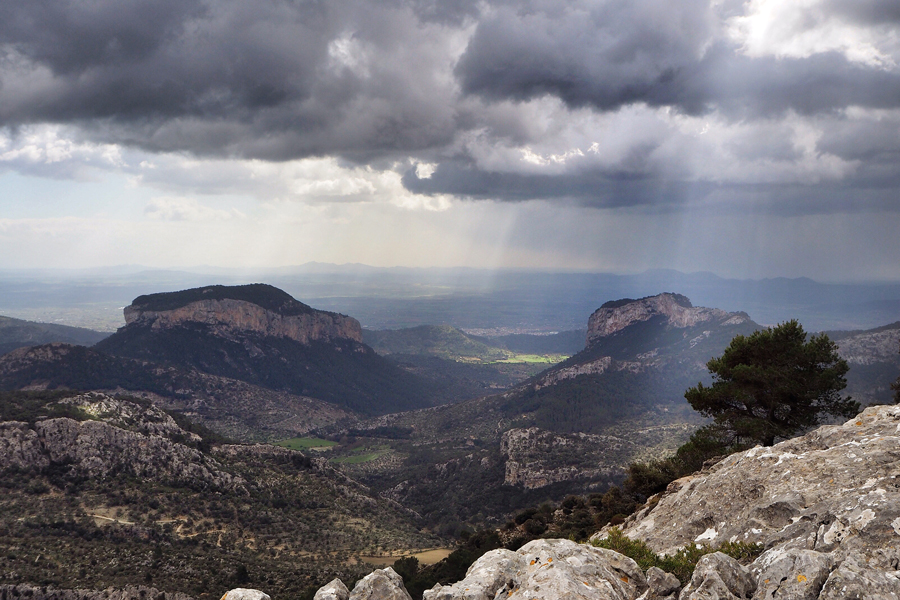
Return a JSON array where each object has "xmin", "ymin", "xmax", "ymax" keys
[
  {"xmin": 750, "ymin": 547, "xmax": 833, "ymax": 600},
  {"xmin": 315, "ymin": 578, "xmax": 351, "ymax": 600},
  {"xmin": 678, "ymin": 552, "xmax": 755, "ymax": 600},
  {"xmin": 349, "ymin": 567, "xmax": 412, "ymax": 600},
  {"xmin": 424, "ymin": 538, "xmax": 647, "ymax": 600},
  {"xmin": 817, "ymin": 552, "xmax": 900, "ymax": 600},
  {"xmin": 220, "ymin": 590, "xmax": 270, "ymax": 600}
]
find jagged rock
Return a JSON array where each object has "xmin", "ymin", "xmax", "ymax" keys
[
  {"xmin": 644, "ymin": 566, "xmax": 681, "ymax": 599},
  {"xmin": 423, "ymin": 548, "xmax": 523, "ymax": 600},
  {"xmin": 58, "ymin": 393, "xmax": 201, "ymax": 442},
  {"xmin": 424, "ymin": 538, "xmax": 647, "ymax": 600},
  {"xmin": 608, "ymin": 405, "xmax": 900, "ymax": 562},
  {"xmin": 817, "ymin": 552, "xmax": 900, "ymax": 600},
  {"xmin": 314, "ymin": 579, "xmax": 350, "ymax": 600},
  {"xmin": 678, "ymin": 552, "xmax": 755, "ymax": 600},
  {"xmin": 0, "ymin": 402, "xmax": 243, "ymax": 491},
  {"xmin": 348, "ymin": 567, "xmax": 411, "ymax": 600},
  {"xmin": 500, "ymin": 427, "xmax": 629, "ymax": 489},
  {"xmin": 220, "ymin": 590, "xmax": 270, "ymax": 600},
  {"xmin": 750, "ymin": 548, "xmax": 833, "ymax": 600}
]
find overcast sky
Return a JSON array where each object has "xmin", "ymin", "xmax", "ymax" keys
[{"xmin": 2, "ymin": 0, "xmax": 899, "ymax": 281}]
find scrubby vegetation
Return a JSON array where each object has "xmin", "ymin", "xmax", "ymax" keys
[
  {"xmin": 0, "ymin": 391, "xmax": 442, "ymax": 599},
  {"xmin": 592, "ymin": 528, "xmax": 762, "ymax": 585}
]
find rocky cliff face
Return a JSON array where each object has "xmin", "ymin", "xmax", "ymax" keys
[
  {"xmin": 835, "ymin": 324, "xmax": 900, "ymax": 366},
  {"xmin": 591, "ymin": 403, "xmax": 900, "ymax": 599},
  {"xmin": 0, "ymin": 393, "xmax": 242, "ymax": 491},
  {"xmin": 500, "ymin": 427, "xmax": 630, "ymax": 490},
  {"xmin": 124, "ymin": 295, "xmax": 362, "ymax": 345},
  {"xmin": 318, "ymin": 405, "xmax": 900, "ymax": 600},
  {"xmin": 587, "ymin": 293, "xmax": 750, "ymax": 346}
]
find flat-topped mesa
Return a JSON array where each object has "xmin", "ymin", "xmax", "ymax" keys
[
  {"xmin": 587, "ymin": 292, "xmax": 749, "ymax": 346},
  {"xmin": 123, "ymin": 284, "xmax": 362, "ymax": 344}
]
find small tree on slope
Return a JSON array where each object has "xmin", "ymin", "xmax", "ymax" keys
[{"xmin": 685, "ymin": 319, "xmax": 858, "ymax": 447}]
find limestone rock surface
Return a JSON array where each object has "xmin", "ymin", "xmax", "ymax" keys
[
  {"xmin": 594, "ymin": 404, "xmax": 900, "ymax": 600},
  {"xmin": 645, "ymin": 566, "xmax": 681, "ymax": 599},
  {"xmin": 314, "ymin": 579, "xmax": 350, "ymax": 600},
  {"xmin": 347, "ymin": 567, "xmax": 411, "ymax": 600},
  {"xmin": 750, "ymin": 548, "xmax": 833, "ymax": 600},
  {"xmin": 0, "ymin": 399, "xmax": 242, "ymax": 491},
  {"xmin": 220, "ymin": 590, "xmax": 270, "ymax": 600},
  {"xmin": 500, "ymin": 427, "xmax": 630, "ymax": 489},
  {"xmin": 424, "ymin": 538, "xmax": 648, "ymax": 600},
  {"xmin": 677, "ymin": 552, "xmax": 755, "ymax": 600}
]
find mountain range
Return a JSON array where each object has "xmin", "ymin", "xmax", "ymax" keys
[
  {"xmin": 1, "ymin": 285, "xmax": 897, "ymax": 531},
  {"xmin": 0, "ymin": 283, "xmax": 898, "ymax": 599}
]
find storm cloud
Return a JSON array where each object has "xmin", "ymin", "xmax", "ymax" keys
[{"xmin": 1, "ymin": 0, "xmax": 900, "ymax": 211}]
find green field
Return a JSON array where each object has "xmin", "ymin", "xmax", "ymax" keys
[
  {"xmin": 491, "ymin": 353, "xmax": 568, "ymax": 364},
  {"xmin": 274, "ymin": 437, "xmax": 338, "ymax": 450},
  {"xmin": 330, "ymin": 444, "xmax": 391, "ymax": 464},
  {"xmin": 331, "ymin": 452, "xmax": 385, "ymax": 464}
]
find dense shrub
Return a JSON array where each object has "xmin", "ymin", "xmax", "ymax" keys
[{"xmin": 592, "ymin": 528, "xmax": 762, "ymax": 585}]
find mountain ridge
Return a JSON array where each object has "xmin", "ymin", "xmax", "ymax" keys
[{"xmin": 95, "ymin": 284, "xmax": 439, "ymax": 415}]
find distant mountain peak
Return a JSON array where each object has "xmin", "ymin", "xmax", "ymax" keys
[
  {"xmin": 123, "ymin": 283, "xmax": 362, "ymax": 344},
  {"xmin": 599, "ymin": 293, "xmax": 693, "ymax": 310},
  {"xmin": 129, "ymin": 283, "xmax": 315, "ymax": 317},
  {"xmin": 587, "ymin": 293, "xmax": 749, "ymax": 345}
]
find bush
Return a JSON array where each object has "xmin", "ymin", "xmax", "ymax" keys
[{"xmin": 592, "ymin": 528, "xmax": 762, "ymax": 585}]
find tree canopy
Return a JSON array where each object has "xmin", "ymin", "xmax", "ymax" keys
[{"xmin": 685, "ymin": 320, "xmax": 858, "ymax": 447}]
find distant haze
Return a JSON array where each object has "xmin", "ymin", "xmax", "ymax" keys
[{"xmin": 0, "ymin": 265, "xmax": 897, "ymax": 333}]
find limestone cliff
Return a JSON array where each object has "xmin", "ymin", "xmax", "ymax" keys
[
  {"xmin": 587, "ymin": 293, "xmax": 750, "ymax": 346},
  {"xmin": 534, "ymin": 293, "xmax": 757, "ymax": 391},
  {"xmin": 124, "ymin": 284, "xmax": 362, "ymax": 345},
  {"xmin": 93, "ymin": 284, "xmax": 436, "ymax": 415}
]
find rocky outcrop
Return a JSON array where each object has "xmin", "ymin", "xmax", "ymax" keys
[
  {"xmin": 501, "ymin": 427, "xmax": 630, "ymax": 489},
  {"xmin": 587, "ymin": 294, "xmax": 749, "ymax": 346},
  {"xmin": 834, "ymin": 323, "xmax": 900, "ymax": 366},
  {"xmin": 124, "ymin": 297, "xmax": 362, "ymax": 345},
  {"xmin": 220, "ymin": 590, "xmax": 270, "ymax": 600},
  {"xmin": 535, "ymin": 356, "xmax": 613, "ymax": 388},
  {"xmin": 314, "ymin": 579, "xmax": 350, "ymax": 600},
  {"xmin": 313, "ymin": 567, "xmax": 411, "ymax": 600},
  {"xmin": 678, "ymin": 552, "xmax": 755, "ymax": 600},
  {"xmin": 58, "ymin": 392, "xmax": 201, "ymax": 441},
  {"xmin": 0, "ymin": 395, "xmax": 242, "ymax": 491},
  {"xmin": 594, "ymin": 404, "xmax": 900, "ymax": 599},
  {"xmin": 422, "ymin": 539, "xmax": 648, "ymax": 600}
]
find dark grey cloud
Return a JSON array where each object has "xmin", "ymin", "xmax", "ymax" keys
[
  {"xmin": 0, "ymin": 0, "xmax": 464, "ymax": 159},
  {"xmin": 402, "ymin": 157, "xmax": 717, "ymax": 208},
  {"xmin": 824, "ymin": 0, "xmax": 900, "ymax": 25},
  {"xmin": 1, "ymin": 0, "xmax": 899, "ymax": 215},
  {"xmin": 0, "ymin": 0, "xmax": 207, "ymax": 74},
  {"xmin": 455, "ymin": 5, "xmax": 900, "ymax": 117}
]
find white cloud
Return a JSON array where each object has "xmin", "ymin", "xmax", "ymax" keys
[
  {"xmin": 0, "ymin": 125, "xmax": 126, "ymax": 179},
  {"xmin": 144, "ymin": 197, "xmax": 245, "ymax": 221},
  {"xmin": 727, "ymin": 0, "xmax": 898, "ymax": 66}
]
